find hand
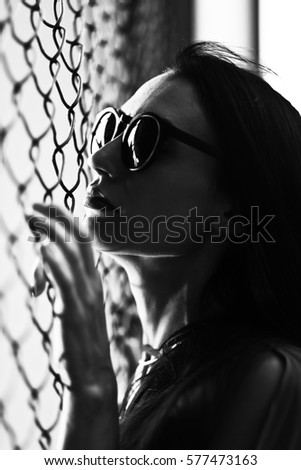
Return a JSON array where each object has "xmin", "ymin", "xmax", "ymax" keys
[{"xmin": 31, "ymin": 203, "xmax": 116, "ymax": 401}]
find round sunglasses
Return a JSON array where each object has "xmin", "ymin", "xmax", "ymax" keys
[{"xmin": 89, "ymin": 106, "xmax": 220, "ymax": 172}]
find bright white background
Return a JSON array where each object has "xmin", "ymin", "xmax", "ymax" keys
[
  {"xmin": 1, "ymin": 0, "xmax": 301, "ymax": 451},
  {"xmin": 193, "ymin": 0, "xmax": 301, "ymax": 113}
]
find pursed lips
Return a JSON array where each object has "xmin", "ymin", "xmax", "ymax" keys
[{"xmin": 84, "ymin": 188, "xmax": 116, "ymax": 211}]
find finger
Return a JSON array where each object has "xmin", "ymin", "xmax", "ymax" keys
[
  {"xmin": 31, "ymin": 209, "xmax": 88, "ymax": 284},
  {"xmin": 31, "ymin": 259, "xmax": 47, "ymax": 297},
  {"xmin": 32, "ymin": 215, "xmax": 105, "ymax": 312},
  {"xmin": 40, "ymin": 243, "xmax": 104, "ymax": 322},
  {"xmin": 26, "ymin": 214, "xmax": 48, "ymax": 243},
  {"xmin": 40, "ymin": 244, "xmax": 77, "ymax": 305},
  {"xmin": 33, "ymin": 203, "xmax": 96, "ymax": 275}
]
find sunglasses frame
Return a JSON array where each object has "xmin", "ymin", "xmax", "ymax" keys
[{"xmin": 90, "ymin": 107, "xmax": 220, "ymax": 172}]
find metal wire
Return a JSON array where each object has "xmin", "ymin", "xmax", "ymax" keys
[{"xmin": 0, "ymin": 0, "xmax": 178, "ymax": 449}]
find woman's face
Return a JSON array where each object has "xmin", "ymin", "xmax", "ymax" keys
[{"xmin": 85, "ymin": 73, "xmax": 231, "ymax": 256}]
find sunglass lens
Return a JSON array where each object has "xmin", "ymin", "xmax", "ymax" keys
[
  {"xmin": 123, "ymin": 116, "xmax": 160, "ymax": 170},
  {"xmin": 91, "ymin": 111, "xmax": 117, "ymax": 154}
]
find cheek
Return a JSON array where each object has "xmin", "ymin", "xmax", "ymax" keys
[
  {"xmin": 126, "ymin": 169, "xmax": 216, "ymax": 218},
  {"xmin": 177, "ymin": 165, "xmax": 225, "ymax": 218},
  {"xmin": 151, "ymin": 174, "xmax": 220, "ymax": 220}
]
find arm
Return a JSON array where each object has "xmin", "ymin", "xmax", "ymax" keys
[
  {"xmin": 63, "ymin": 375, "xmax": 119, "ymax": 450},
  {"xmin": 32, "ymin": 203, "xmax": 119, "ymax": 449}
]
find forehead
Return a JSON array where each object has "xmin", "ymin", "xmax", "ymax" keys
[{"xmin": 121, "ymin": 73, "xmax": 216, "ymax": 144}]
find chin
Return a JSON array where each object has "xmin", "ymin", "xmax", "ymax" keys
[
  {"xmin": 84, "ymin": 212, "xmax": 200, "ymax": 257},
  {"xmin": 93, "ymin": 238, "xmax": 198, "ymax": 259}
]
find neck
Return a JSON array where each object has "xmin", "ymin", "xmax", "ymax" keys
[{"xmin": 109, "ymin": 244, "xmax": 226, "ymax": 349}]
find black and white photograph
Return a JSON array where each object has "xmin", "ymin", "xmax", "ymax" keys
[{"xmin": 1, "ymin": 0, "xmax": 301, "ymax": 463}]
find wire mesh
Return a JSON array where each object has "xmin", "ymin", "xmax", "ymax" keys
[{"xmin": 0, "ymin": 0, "xmax": 178, "ymax": 449}]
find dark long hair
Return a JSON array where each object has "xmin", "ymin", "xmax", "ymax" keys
[
  {"xmin": 172, "ymin": 41, "xmax": 301, "ymax": 336},
  {"xmin": 120, "ymin": 41, "xmax": 301, "ymax": 448}
]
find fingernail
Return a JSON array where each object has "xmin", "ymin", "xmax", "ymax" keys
[{"xmin": 30, "ymin": 285, "xmax": 38, "ymax": 297}]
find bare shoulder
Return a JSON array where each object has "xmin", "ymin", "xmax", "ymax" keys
[
  {"xmin": 212, "ymin": 340, "xmax": 301, "ymax": 449},
  {"xmin": 241, "ymin": 347, "xmax": 285, "ymax": 393},
  {"xmin": 246, "ymin": 341, "xmax": 301, "ymax": 388},
  {"xmin": 231, "ymin": 340, "xmax": 301, "ymax": 404}
]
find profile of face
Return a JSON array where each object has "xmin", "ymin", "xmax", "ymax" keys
[{"xmin": 85, "ymin": 73, "xmax": 232, "ymax": 257}]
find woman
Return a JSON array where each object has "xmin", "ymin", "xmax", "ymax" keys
[{"xmin": 31, "ymin": 42, "xmax": 301, "ymax": 449}]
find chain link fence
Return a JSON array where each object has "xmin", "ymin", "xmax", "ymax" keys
[{"xmin": 0, "ymin": 0, "xmax": 184, "ymax": 449}]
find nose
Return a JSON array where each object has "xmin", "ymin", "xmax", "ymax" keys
[{"xmin": 87, "ymin": 135, "xmax": 127, "ymax": 180}]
